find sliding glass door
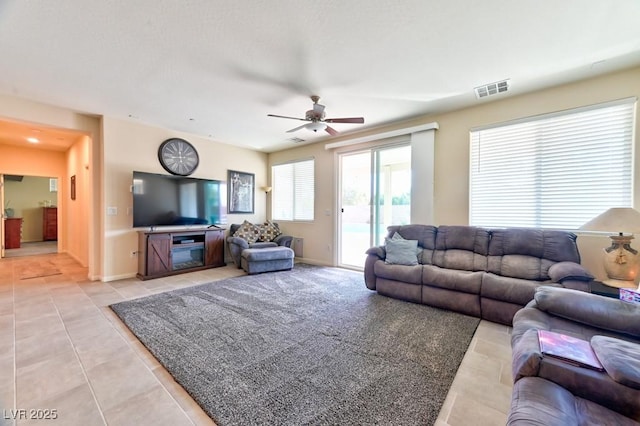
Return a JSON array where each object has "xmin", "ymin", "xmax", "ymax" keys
[{"xmin": 338, "ymin": 144, "xmax": 411, "ymax": 268}]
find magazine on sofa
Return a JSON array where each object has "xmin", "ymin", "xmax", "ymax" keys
[{"xmin": 538, "ymin": 330, "xmax": 604, "ymax": 371}]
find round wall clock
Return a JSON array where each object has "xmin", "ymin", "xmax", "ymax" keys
[{"xmin": 158, "ymin": 138, "xmax": 199, "ymax": 176}]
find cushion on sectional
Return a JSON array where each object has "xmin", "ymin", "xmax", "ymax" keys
[
  {"xmin": 488, "ymin": 229, "xmax": 581, "ymax": 280},
  {"xmin": 432, "ymin": 249, "xmax": 488, "ymax": 272},
  {"xmin": 384, "ymin": 238, "xmax": 419, "ymax": 266},
  {"xmin": 548, "ymin": 261, "xmax": 594, "ymax": 282},
  {"xmin": 422, "ymin": 265, "xmax": 483, "ymax": 294},
  {"xmin": 489, "ymin": 229, "xmax": 580, "ymax": 261},
  {"xmin": 432, "ymin": 226, "xmax": 490, "ymax": 271},
  {"xmin": 482, "ymin": 273, "xmax": 557, "ymax": 306},
  {"xmin": 374, "ymin": 261, "xmax": 422, "ymax": 285},
  {"xmin": 534, "ymin": 286, "xmax": 640, "ymax": 338},
  {"xmin": 386, "ymin": 225, "xmax": 437, "ymax": 250},
  {"xmin": 591, "ymin": 336, "xmax": 640, "ymax": 390},
  {"xmin": 435, "ymin": 225, "xmax": 491, "ymax": 254},
  {"xmin": 499, "ymin": 254, "xmax": 555, "ymax": 281}
]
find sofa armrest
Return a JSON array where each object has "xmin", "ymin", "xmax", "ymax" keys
[
  {"xmin": 511, "ymin": 328, "xmax": 544, "ymax": 381},
  {"xmin": 274, "ymin": 234, "xmax": 293, "ymax": 248},
  {"xmin": 548, "ymin": 261, "xmax": 594, "ymax": 283},
  {"xmin": 534, "ymin": 286, "xmax": 640, "ymax": 338},
  {"xmin": 364, "ymin": 253, "xmax": 380, "ymax": 290},
  {"xmin": 364, "ymin": 246, "xmax": 386, "ymax": 291},
  {"xmin": 227, "ymin": 236, "xmax": 249, "ymax": 249},
  {"xmin": 365, "ymin": 246, "xmax": 386, "ymax": 260},
  {"xmin": 226, "ymin": 236, "xmax": 249, "ymax": 267}
]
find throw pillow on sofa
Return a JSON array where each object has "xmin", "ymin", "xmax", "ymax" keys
[
  {"xmin": 257, "ymin": 220, "xmax": 282, "ymax": 242},
  {"xmin": 233, "ymin": 220, "xmax": 260, "ymax": 244},
  {"xmin": 385, "ymin": 235, "xmax": 419, "ymax": 266}
]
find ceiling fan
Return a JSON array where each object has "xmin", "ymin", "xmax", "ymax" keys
[{"xmin": 268, "ymin": 95, "xmax": 364, "ymax": 136}]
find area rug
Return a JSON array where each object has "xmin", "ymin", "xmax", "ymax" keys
[{"xmin": 110, "ymin": 264, "xmax": 480, "ymax": 425}]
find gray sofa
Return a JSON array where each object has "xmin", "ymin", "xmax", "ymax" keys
[
  {"xmin": 364, "ymin": 225, "xmax": 593, "ymax": 325},
  {"xmin": 510, "ymin": 286, "xmax": 640, "ymax": 422}
]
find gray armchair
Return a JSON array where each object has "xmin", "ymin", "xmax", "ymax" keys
[{"xmin": 226, "ymin": 222, "xmax": 293, "ymax": 267}]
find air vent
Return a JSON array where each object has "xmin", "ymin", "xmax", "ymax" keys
[
  {"xmin": 474, "ymin": 79, "xmax": 510, "ymax": 99},
  {"xmin": 288, "ymin": 137, "xmax": 306, "ymax": 143}
]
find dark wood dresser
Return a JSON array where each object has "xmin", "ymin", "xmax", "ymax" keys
[
  {"xmin": 43, "ymin": 207, "xmax": 58, "ymax": 241},
  {"xmin": 5, "ymin": 217, "xmax": 23, "ymax": 249}
]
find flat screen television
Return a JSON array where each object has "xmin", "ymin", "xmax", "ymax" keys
[{"xmin": 132, "ymin": 171, "xmax": 227, "ymax": 228}]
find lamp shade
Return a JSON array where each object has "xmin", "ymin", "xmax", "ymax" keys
[{"xmin": 580, "ymin": 207, "xmax": 640, "ymax": 234}]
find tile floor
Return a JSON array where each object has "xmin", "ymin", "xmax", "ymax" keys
[
  {"xmin": 0, "ymin": 253, "xmax": 512, "ymax": 426},
  {"xmin": 3, "ymin": 242, "xmax": 57, "ymax": 258}
]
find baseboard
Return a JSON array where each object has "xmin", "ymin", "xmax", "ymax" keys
[
  {"xmin": 100, "ymin": 272, "xmax": 137, "ymax": 282},
  {"xmin": 65, "ymin": 250, "xmax": 89, "ymax": 268},
  {"xmin": 294, "ymin": 257, "xmax": 333, "ymax": 267}
]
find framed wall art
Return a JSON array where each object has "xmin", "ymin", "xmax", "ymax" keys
[
  {"xmin": 227, "ymin": 170, "xmax": 254, "ymax": 214},
  {"xmin": 70, "ymin": 175, "xmax": 76, "ymax": 200}
]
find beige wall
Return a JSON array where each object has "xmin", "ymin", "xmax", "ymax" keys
[
  {"xmin": 66, "ymin": 135, "xmax": 91, "ymax": 266},
  {"xmin": 0, "ymin": 141, "xmax": 92, "ymax": 264},
  {"xmin": 0, "ymin": 95, "xmax": 100, "ymax": 274},
  {"xmin": 101, "ymin": 117, "xmax": 269, "ymax": 281},
  {"xmin": 270, "ymin": 66, "xmax": 640, "ymax": 279}
]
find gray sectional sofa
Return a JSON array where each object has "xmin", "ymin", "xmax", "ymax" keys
[
  {"xmin": 365, "ymin": 224, "xmax": 640, "ymax": 424},
  {"xmin": 364, "ymin": 224, "xmax": 593, "ymax": 325}
]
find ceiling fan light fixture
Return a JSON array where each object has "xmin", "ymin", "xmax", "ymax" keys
[{"xmin": 307, "ymin": 122, "xmax": 327, "ymax": 133}]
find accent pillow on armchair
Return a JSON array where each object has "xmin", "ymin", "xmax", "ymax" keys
[{"xmin": 233, "ymin": 220, "xmax": 260, "ymax": 244}]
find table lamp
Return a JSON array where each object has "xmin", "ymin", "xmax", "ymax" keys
[{"xmin": 580, "ymin": 207, "xmax": 640, "ymax": 288}]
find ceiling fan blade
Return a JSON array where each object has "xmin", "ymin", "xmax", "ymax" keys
[
  {"xmin": 325, "ymin": 126, "xmax": 338, "ymax": 136},
  {"xmin": 324, "ymin": 117, "xmax": 365, "ymax": 124},
  {"xmin": 286, "ymin": 124, "xmax": 309, "ymax": 133},
  {"xmin": 267, "ymin": 114, "xmax": 309, "ymax": 122}
]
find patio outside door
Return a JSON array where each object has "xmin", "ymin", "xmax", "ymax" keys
[{"xmin": 338, "ymin": 144, "xmax": 411, "ymax": 268}]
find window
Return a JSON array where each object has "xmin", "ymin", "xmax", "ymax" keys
[
  {"xmin": 470, "ymin": 98, "xmax": 635, "ymax": 229},
  {"xmin": 272, "ymin": 159, "xmax": 315, "ymax": 221}
]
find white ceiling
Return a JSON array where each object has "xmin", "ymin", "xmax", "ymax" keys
[{"xmin": 1, "ymin": 1, "xmax": 640, "ymax": 152}]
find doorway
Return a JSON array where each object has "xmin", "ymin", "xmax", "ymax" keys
[
  {"xmin": 338, "ymin": 144, "xmax": 411, "ymax": 268},
  {"xmin": 2, "ymin": 174, "xmax": 59, "ymax": 258}
]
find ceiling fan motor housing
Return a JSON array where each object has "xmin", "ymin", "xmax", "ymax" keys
[{"xmin": 305, "ymin": 109, "xmax": 325, "ymax": 121}]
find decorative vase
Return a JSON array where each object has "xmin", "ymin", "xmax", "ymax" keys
[{"xmin": 4, "ymin": 208, "xmax": 14, "ymax": 218}]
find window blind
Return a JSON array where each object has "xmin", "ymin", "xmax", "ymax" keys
[
  {"xmin": 272, "ymin": 159, "xmax": 315, "ymax": 221},
  {"xmin": 470, "ymin": 99, "xmax": 635, "ymax": 229}
]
